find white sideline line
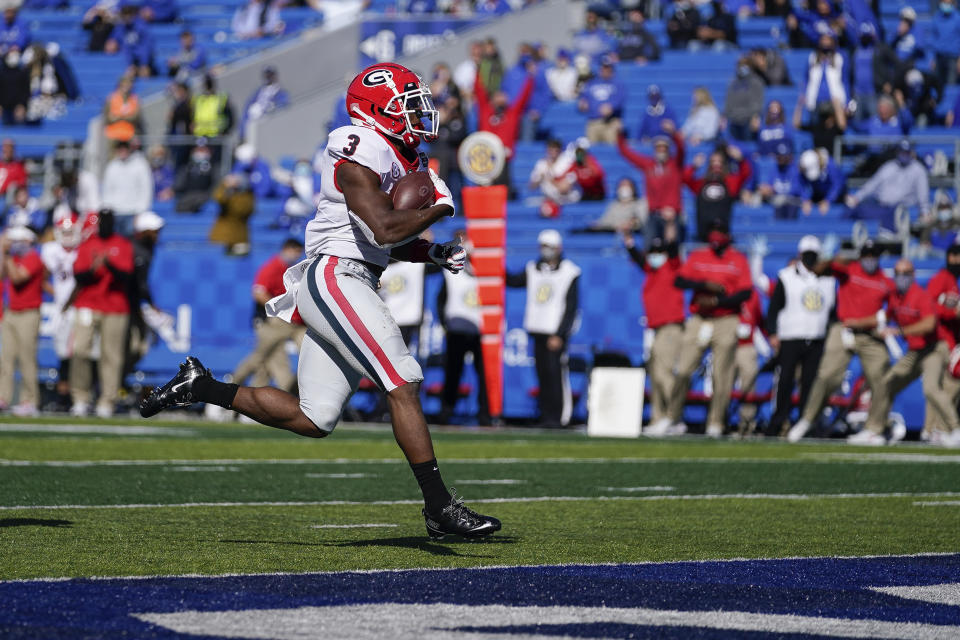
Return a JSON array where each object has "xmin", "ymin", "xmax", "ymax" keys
[
  {"xmin": 601, "ymin": 486, "xmax": 675, "ymax": 492},
  {"xmin": 454, "ymin": 479, "xmax": 524, "ymax": 485},
  {"xmin": 914, "ymin": 500, "xmax": 960, "ymax": 506},
  {"xmin": 3, "ymin": 491, "xmax": 959, "ymax": 511},
  {"xmin": 309, "ymin": 523, "xmax": 398, "ymax": 529},
  {"xmin": 305, "ymin": 473, "xmax": 378, "ymax": 479},
  {"xmin": 0, "ymin": 424, "xmax": 199, "ymax": 436}
]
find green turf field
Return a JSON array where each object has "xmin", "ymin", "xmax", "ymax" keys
[{"xmin": 2, "ymin": 417, "xmax": 959, "ymax": 580}]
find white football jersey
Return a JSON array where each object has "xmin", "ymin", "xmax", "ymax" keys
[
  {"xmin": 306, "ymin": 125, "xmax": 428, "ymax": 269},
  {"xmin": 41, "ymin": 241, "xmax": 77, "ymax": 309}
]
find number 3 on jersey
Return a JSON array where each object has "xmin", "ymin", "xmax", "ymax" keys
[{"xmin": 342, "ymin": 134, "xmax": 360, "ymax": 156}]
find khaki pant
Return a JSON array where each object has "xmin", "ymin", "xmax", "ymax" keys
[
  {"xmin": 801, "ymin": 324, "xmax": 889, "ymax": 425},
  {"xmin": 71, "ymin": 309, "xmax": 129, "ymax": 410},
  {"xmin": 923, "ymin": 360, "xmax": 960, "ymax": 437},
  {"xmin": 585, "ymin": 118, "xmax": 621, "ymax": 144},
  {"xmin": 734, "ymin": 343, "xmax": 760, "ymax": 432},
  {"xmin": 233, "ymin": 317, "xmax": 306, "ymax": 392},
  {"xmin": 865, "ymin": 341, "xmax": 960, "ymax": 435},
  {"xmin": 0, "ymin": 309, "xmax": 40, "ymax": 407},
  {"xmin": 669, "ymin": 314, "xmax": 740, "ymax": 427},
  {"xmin": 648, "ymin": 323, "xmax": 683, "ymax": 423}
]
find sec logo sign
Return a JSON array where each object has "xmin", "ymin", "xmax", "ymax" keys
[{"xmin": 457, "ymin": 131, "xmax": 506, "ymax": 186}]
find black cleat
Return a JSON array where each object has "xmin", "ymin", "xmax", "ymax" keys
[
  {"xmin": 423, "ymin": 490, "xmax": 501, "ymax": 540},
  {"xmin": 139, "ymin": 357, "xmax": 212, "ymax": 418}
]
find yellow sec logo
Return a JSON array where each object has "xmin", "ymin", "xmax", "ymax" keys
[{"xmin": 801, "ymin": 288, "xmax": 823, "ymax": 311}]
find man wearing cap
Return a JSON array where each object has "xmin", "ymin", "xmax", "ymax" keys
[
  {"xmin": 618, "ymin": 10, "xmax": 661, "ymax": 65},
  {"xmin": 855, "ymin": 259, "xmax": 960, "ymax": 445},
  {"xmin": 71, "ymin": 210, "xmax": 134, "ymax": 418},
  {"xmin": 788, "ymin": 240, "xmax": 894, "ymax": 442},
  {"xmin": 924, "ymin": 244, "xmax": 960, "ymax": 444},
  {"xmin": 101, "ymin": 139, "xmax": 153, "ymax": 236},
  {"xmin": 125, "ymin": 211, "xmax": 165, "ymax": 374},
  {"xmin": 636, "ymin": 85, "xmax": 676, "ymax": 140},
  {"xmin": 891, "ymin": 7, "xmax": 922, "ymax": 63},
  {"xmin": 846, "ymin": 140, "xmax": 930, "ymax": 233},
  {"xmin": 507, "ymin": 229, "xmax": 580, "ymax": 428},
  {"xmin": 764, "ymin": 235, "xmax": 836, "ymax": 436},
  {"xmin": 669, "ymin": 219, "xmax": 753, "ymax": 436},
  {"xmin": 578, "ymin": 57, "xmax": 625, "ymax": 144},
  {"xmin": 0, "ymin": 226, "xmax": 44, "ymax": 416},
  {"xmin": 240, "ymin": 66, "xmax": 289, "ymax": 139},
  {"xmin": 622, "ymin": 233, "xmax": 685, "ymax": 435},
  {"xmin": 545, "ymin": 48, "xmax": 577, "ymax": 102},
  {"xmin": 758, "ymin": 142, "xmax": 803, "ymax": 219},
  {"xmin": 618, "ymin": 119, "xmax": 685, "ymax": 244},
  {"xmin": 797, "ymin": 148, "xmax": 844, "ymax": 215}
]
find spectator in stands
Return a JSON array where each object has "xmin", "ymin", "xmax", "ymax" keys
[
  {"xmin": 82, "ymin": 0, "xmax": 118, "ymax": 52},
  {"xmin": 756, "ymin": 100, "xmax": 793, "ymax": 156},
  {"xmin": 748, "ymin": 47, "xmax": 792, "ymax": 87},
  {"xmin": 591, "ymin": 177, "xmax": 646, "ymax": 231},
  {"xmin": 621, "ymin": 234, "xmax": 684, "ymax": 435},
  {"xmin": 475, "ymin": 0, "xmax": 510, "ymax": 15},
  {"xmin": 793, "ymin": 98, "xmax": 846, "ymax": 152},
  {"xmin": 666, "ymin": 0, "xmax": 701, "ymax": 49},
  {"xmin": 0, "ymin": 139, "xmax": 27, "ymax": 198},
  {"xmin": 573, "ymin": 10, "xmax": 615, "ymax": 61},
  {"xmin": 0, "ymin": 4, "xmax": 30, "ymax": 55},
  {"xmin": 858, "ymin": 259, "xmax": 960, "ymax": 445},
  {"xmin": 684, "ymin": 144, "xmax": 751, "ymax": 240},
  {"xmin": 925, "ymin": 245, "xmax": 960, "ymax": 445},
  {"xmin": 124, "ymin": 210, "xmax": 166, "ymax": 375},
  {"xmin": 529, "ymin": 138, "xmax": 574, "ymax": 203},
  {"xmin": 2, "ymin": 185, "xmax": 45, "ymax": 232},
  {"xmin": 618, "ymin": 119, "xmax": 685, "ymax": 244},
  {"xmin": 240, "ymin": 66, "xmax": 290, "ymax": 139},
  {"xmin": 546, "ymin": 48, "xmax": 578, "ymax": 102},
  {"xmin": 896, "ymin": 67, "xmax": 943, "ymax": 129},
  {"xmin": 0, "ymin": 46, "xmax": 29, "ymax": 125},
  {"xmin": 764, "ymin": 235, "xmax": 835, "ymax": 436},
  {"xmin": 232, "ymin": 143, "xmax": 274, "ymax": 199},
  {"xmin": 566, "ymin": 139, "xmax": 606, "ymax": 201},
  {"xmin": 105, "ymin": 3, "xmax": 155, "ymax": 77},
  {"xmin": 856, "ymin": 95, "xmax": 912, "ymax": 169},
  {"xmin": 274, "ymin": 158, "xmax": 317, "ymax": 231},
  {"xmin": 846, "ymin": 140, "xmax": 929, "ymax": 233},
  {"xmin": 930, "ymin": 0, "xmax": 960, "ymax": 86},
  {"xmin": 474, "ymin": 62, "xmax": 532, "ymax": 195},
  {"xmin": 209, "ymin": 171, "xmax": 255, "ymax": 256},
  {"xmin": 506, "ymin": 229, "xmax": 580, "ymax": 428},
  {"xmin": 140, "ymin": 0, "xmax": 176, "ymax": 22},
  {"xmin": 166, "ymin": 81, "xmax": 192, "ymax": 170},
  {"xmin": 801, "ymin": 32, "xmax": 847, "ymax": 122},
  {"xmin": 22, "ymin": 43, "xmax": 74, "ymax": 122},
  {"xmin": 231, "ymin": 239, "xmax": 307, "ymax": 392},
  {"xmin": 578, "ymin": 56, "xmax": 625, "ymax": 144},
  {"xmin": 103, "ymin": 75, "xmax": 141, "ymax": 146},
  {"xmin": 797, "ymin": 147, "xmax": 843, "ymax": 215},
  {"xmin": 723, "ymin": 58, "xmax": 765, "ymax": 141},
  {"xmin": 478, "ymin": 38, "xmax": 504, "ymax": 95},
  {"xmin": 891, "ymin": 7, "xmax": 922, "ymax": 64},
  {"xmin": 790, "ymin": 0, "xmax": 852, "ymax": 49},
  {"xmin": 618, "ymin": 9, "xmax": 660, "ymax": 65},
  {"xmin": 0, "ymin": 226, "xmax": 43, "ymax": 416},
  {"xmin": 430, "ymin": 62, "xmax": 460, "ymax": 107},
  {"xmin": 71, "ymin": 209, "xmax": 134, "ymax": 418},
  {"xmin": 404, "ymin": 0, "xmax": 436, "ymax": 13},
  {"xmin": 166, "ymin": 30, "xmax": 207, "ymax": 80},
  {"xmin": 433, "ymin": 94, "xmax": 466, "ymax": 207},
  {"xmin": 148, "ymin": 145, "xmax": 174, "ymax": 202},
  {"xmin": 503, "ymin": 50, "xmax": 549, "ymax": 142},
  {"xmin": 788, "ymin": 240, "xmax": 893, "ymax": 442},
  {"xmin": 758, "ymin": 142, "xmax": 803, "ymax": 219},
  {"xmin": 191, "ymin": 74, "xmax": 234, "ymax": 166},
  {"xmin": 636, "ymin": 85, "xmax": 676, "ymax": 141},
  {"xmin": 453, "ymin": 40, "xmax": 483, "ymax": 102},
  {"xmin": 681, "ymin": 87, "xmax": 721, "ymax": 144},
  {"xmin": 669, "ymin": 218, "xmax": 753, "ymax": 436},
  {"xmin": 232, "ymin": 0, "xmax": 285, "ymax": 39},
  {"xmin": 920, "ymin": 190, "xmax": 960, "ymax": 249},
  {"xmin": 692, "ymin": 0, "xmax": 737, "ymax": 51},
  {"xmin": 101, "ymin": 140, "xmax": 153, "ymax": 235},
  {"xmin": 850, "ymin": 23, "xmax": 898, "ymax": 122},
  {"xmin": 174, "ymin": 138, "xmax": 215, "ymax": 213}
]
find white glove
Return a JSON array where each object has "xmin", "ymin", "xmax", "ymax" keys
[
  {"xmin": 749, "ymin": 234, "xmax": 769, "ymax": 258},
  {"xmin": 821, "ymin": 233, "xmax": 839, "ymax": 260},
  {"xmin": 428, "ymin": 241, "xmax": 466, "ymax": 274},
  {"xmin": 429, "ymin": 169, "xmax": 455, "ymax": 216}
]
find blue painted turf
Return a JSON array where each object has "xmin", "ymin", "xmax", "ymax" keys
[{"xmin": 2, "ymin": 554, "xmax": 959, "ymax": 638}]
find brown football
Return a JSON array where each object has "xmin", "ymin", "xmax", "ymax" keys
[{"xmin": 391, "ymin": 171, "xmax": 436, "ymax": 210}]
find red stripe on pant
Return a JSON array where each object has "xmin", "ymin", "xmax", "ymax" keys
[{"xmin": 322, "ymin": 256, "xmax": 406, "ymax": 388}]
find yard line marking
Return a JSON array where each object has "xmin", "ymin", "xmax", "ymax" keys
[
  {"xmin": 913, "ymin": 500, "xmax": 960, "ymax": 506},
  {"xmin": 305, "ymin": 473, "xmax": 378, "ymax": 479},
  {"xmin": 0, "ymin": 424, "xmax": 199, "ymax": 436},
  {"xmin": 601, "ymin": 486, "xmax": 675, "ymax": 492},
  {"xmin": 454, "ymin": 479, "xmax": 524, "ymax": 485},
  {"xmin": 870, "ymin": 583, "xmax": 960, "ymax": 607},
  {"xmin": 309, "ymin": 523, "xmax": 398, "ymax": 529},
  {"xmin": 3, "ymin": 491, "xmax": 960, "ymax": 511},
  {"xmin": 806, "ymin": 453, "xmax": 960, "ymax": 463},
  {"xmin": 165, "ymin": 466, "xmax": 240, "ymax": 472}
]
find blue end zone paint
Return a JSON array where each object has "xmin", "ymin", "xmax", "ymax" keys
[{"xmin": 2, "ymin": 555, "xmax": 959, "ymax": 638}]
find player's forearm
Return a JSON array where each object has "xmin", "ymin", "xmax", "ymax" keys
[{"xmin": 374, "ymin": 205, "xmax": 450, "ymax": 246}]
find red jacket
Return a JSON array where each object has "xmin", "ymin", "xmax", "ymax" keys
[
  {"xmin": 890, "ymin": 282, "xmax": 937, "ymax": 351},
  {"xmin": 830, "ymin": 261, "xmax": 894, "ymax": 323},
  {"xmin": 617, "ymin": 131, "xmax": 684, "ymax": 213},
  {"xmin": 641, "ymin": 255, "xmax": 685, "ymax": 329},
  {"xmin": 0, "ymin": 160, "xmax": 27, "ymax": 196},
  {"xmin": 73, "ymin": 234, "xmax": 134, "ymax": 314},
  {"xmin": 565, "ymin": 153, "xmax": 606, "ymax": 200},
  {"xmin": 5, "ymin": 250, "xmax": 44, "ymax": 311},
  {"xmin": 928, "ymin": 268, "xmax": 960, "ymax": 349},
  {"xmin": 475, "ymin": 72, "xmax": 533, "ymax": 158},
  {"xmin": 678, "ymin": 246, "xmax": 752, "ymax": 318}
]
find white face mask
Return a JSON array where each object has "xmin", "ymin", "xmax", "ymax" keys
[
  {"xmin": 617, "ymin": 186, "xmax": 634, "ymax": 202},
  {"xmin": 646, "ymin": 252, "xmax": 667, "ymax": 269}
]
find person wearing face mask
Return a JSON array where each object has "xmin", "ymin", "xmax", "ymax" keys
[
  {"xmin": 758, "ymin": 143, "xmax": 803, "ymax": 219},
  {"xmin": 174, "ymin": 138, "xmax": 215, "ymax": 213},
  {"xmin": 799, "ymin": 32, "xmax": 847, "ymax": 126},
  {"xmin": 692, "ymin": 0, "xmax": 738, "ymax": 51},
  {"xmin": 577, "ymin": 56, "xmax": 625, "ymax": 144},
  {"xmin": 846, "ymin": 140, "xmax": 929, "ymax": 233},
  {"xmin": 0, "ymin": 47, "xmax": 29, "ymax": 125},
  {"xmin": 683, "ymin": 144, "xmax": 752, "ymax": 241},
  {"xmin": 101, "ymin": 139, "xmax": 153, "ymax": 235},
  {"xmin": 230, "ymin": 238, "xmax": 307, "ymax": 393},
  {"xmin": 797, "ymin": 147, "xmax": 844, "ymax": 216},
  {"xmin": 474, "ymin": 60, "xmax": 533, "ymax": 194},
  {"xmin": 0, "ymin": 226, "xmax": 45, "ymax": 416},
  {"xmin": 669, "ymin": 218, "xmax": 753, "ymax": 436},
  {"xmin": 148, "ymin": 145, "xmax": 174, "ymax": 202},
  {"xmin": 756, "ymin": 100, "xmax": 794, "ymax": 157},
  {"xmin": 506, "ymin": 229, "xmax": 580, "ymax": 428},
  {"xmin": 618, "ymin": 119, "xmax": 685, "ymax": 244},
  {"xmin": 722, "ymin": 58, "xmax": 765, "ymax": 141},
  {"xmin": 855, "ymin": 259, "xmax": 960, "ymax": 445},
  {"xmin": 70, "ymin": 209, "xmax": 134, "ymax": 418},
  {"xmin": 930, "ymin": 0, "xmax": 960, "ymax": 87},
  {"xmin": 591, "ymin": 177, "xmax": 646, "ymax": 231},
  {"xmin": 622, "ymin": 234, "xmax": 684, "ymax": 435},
  {"xmin": 764, "ymin": 236, "xmax": 836, "ymax": 436},
  {"xmin": 922, "ymin": 244, "xmax": 960, "ymax": 445},
  {"xmin": 788, "ymin": 240, "xmax": 894, "ymax": 442},
  {"xmin": 636, "ymin": 85, "xmax": 676, "ymax": 141}
]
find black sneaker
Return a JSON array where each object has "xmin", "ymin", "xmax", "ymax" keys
[
  {"xmin": 422, "ymin": 490, "xmax": 501, "ymax": 540},
  {"xmin": 139, "ymin": 357, "xmax": 212, "ymax": 418}
]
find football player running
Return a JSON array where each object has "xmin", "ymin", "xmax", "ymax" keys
[{"xmin": 140, "ymin": 63, "xmax": 501, "ymax": 540}]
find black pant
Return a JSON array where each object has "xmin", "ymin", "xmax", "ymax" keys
[
  {"xmin": 442, "ymin": 331, "xmax": 488, "ymax": 421},
  {"xmin": 768, "ymin": 337, "xmax": 825, "ymax": 433},
  {"xmin": 532, "ymin": 333, "xmax": 568, "ymax": 427}
]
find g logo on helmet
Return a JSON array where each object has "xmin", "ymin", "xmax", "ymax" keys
[{"xmin": 362, "ymin": 68, "xmax": 394, "ymax": 87}]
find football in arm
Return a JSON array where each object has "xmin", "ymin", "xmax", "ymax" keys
[{"xmin": 391, "ymin": 171, "xmax": 436, "ymax": 210}]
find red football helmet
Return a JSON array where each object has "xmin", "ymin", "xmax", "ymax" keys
[
  {"xmin": 54, "ymin": 211, "xmax": 82, "ymax": 249},
  {"xmin": 345, "ymin": 63, "xmax": 438, "ymax": 147}
]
